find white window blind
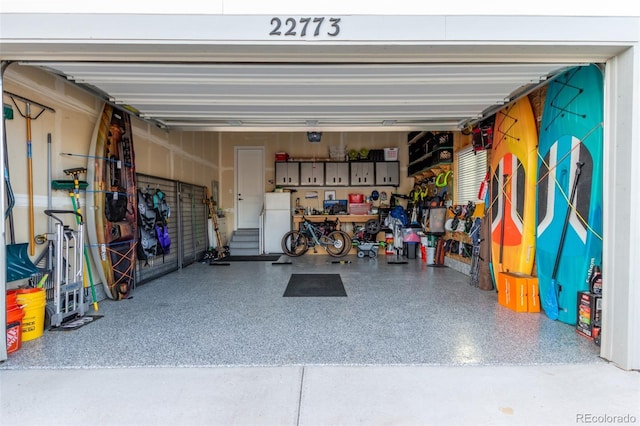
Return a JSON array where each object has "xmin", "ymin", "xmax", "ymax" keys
[{"xmin": 456, "ymin": 147, "xmax": 487, "ymax": 204}]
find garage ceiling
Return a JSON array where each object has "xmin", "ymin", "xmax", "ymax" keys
[{"xmin": 27, "ymin": 61, "xmax": 574, "ymax": 132}]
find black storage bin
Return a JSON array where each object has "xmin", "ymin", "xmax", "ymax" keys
[{"xmin": 403, "ymin": 242, "xmax": 418, "ymax": 259}]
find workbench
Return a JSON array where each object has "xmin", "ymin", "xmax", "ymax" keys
[{"xmin": 292, "ymin": 214, "xmax": 379, "ymax": 228}]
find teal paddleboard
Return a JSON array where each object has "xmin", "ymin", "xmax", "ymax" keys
[{"xmin": 536, "ymin": 64, "xmax": 604, "ymax": 324}]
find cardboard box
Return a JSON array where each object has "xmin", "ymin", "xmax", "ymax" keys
[
  {"xmin": 497, "ymin": 272, "xmax": 539, "ymax": 313},
  {"xmin": 577, "ymin": 291, "xmax": 602, "ymax": 339}
]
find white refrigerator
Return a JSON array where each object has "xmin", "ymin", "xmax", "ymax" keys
[{"xmin": 263, "ymin": 192, "xmax": 292, "ymax": 253}]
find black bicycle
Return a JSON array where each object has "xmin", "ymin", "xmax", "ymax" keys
[{"xmin": 281, "ymin": 217, "xmax": 352, "ymax": 257}]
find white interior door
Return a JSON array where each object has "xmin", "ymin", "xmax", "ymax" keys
[{"xmin": 236, "ymin": 147, "xmax": 264, "ymax": 229}]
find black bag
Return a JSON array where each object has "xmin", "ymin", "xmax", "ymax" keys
[{"xmin": 105, "ymin": 187, "xmax": 128, "ymax": 222}]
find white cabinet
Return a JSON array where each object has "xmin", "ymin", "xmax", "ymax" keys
[
  {"xmin": 276, "ymin": 160, "xmax": 396, "ymax": 187},
  {"xmin": 375, "ymin": 161, "xmax": 400, "ymax": 186},
  {"xmin": 275, "ymin": 162, "xmax": 299, "ymax": 186},
  {"xmin": 350, "ymin": 162, "xmax": 375, "ymax": 186},
  {"xmin": 299, "ymin": 162, "xmax": 325, "ymax": 186},
  {"xmin": 324, "ymin": 162, "xmax": 349, "ymax": 186}
]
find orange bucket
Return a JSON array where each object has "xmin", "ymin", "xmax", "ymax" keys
[
  {"xmin": 6, "ymin": 290, "xmax": 25, "ymax": 354},
  {"xmin": 6, "ymin": 289, "xmax": 18, "ymax": 308}
]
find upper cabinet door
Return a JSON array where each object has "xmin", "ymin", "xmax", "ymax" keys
[
  {"xmin": 324, "ymin": 162, "xmax": 349, "ymax": 186},
  {"xmin": 350, "ymin": 162, "xmax": 374, "ymax": 186},
  {"xmin": 375, "ymin": 162, "xmax": 400, "ymax": 186},
  {"xmin": 275, "ymin": 162, "xmax": 299, "ymax": 186},
  {"xmin": 299, "ymin": 162, "xmax": 324, "ymax": 186}
]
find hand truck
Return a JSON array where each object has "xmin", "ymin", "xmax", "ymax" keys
[{"xmin": 43, "ymin": 210, "xmax": 90, "ymax": 327}]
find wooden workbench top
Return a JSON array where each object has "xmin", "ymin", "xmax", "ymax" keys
[{"xmin": 292, "ymin": 214, "xmax": 378, "ymax": 223}]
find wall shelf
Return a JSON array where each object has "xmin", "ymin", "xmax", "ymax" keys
[{"xmin": 407, "ymin": 131, "xmax": 453, "ymax": 177}]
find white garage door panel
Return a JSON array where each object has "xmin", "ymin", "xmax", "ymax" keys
[{"xmin": 29, "ymin": 61, "xmax": 575, "ymax": 130}]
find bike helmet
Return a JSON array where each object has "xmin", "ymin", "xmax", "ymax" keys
[{"xmin": 445, "ymin": 218, "xmax": 455, "ymax": 231}]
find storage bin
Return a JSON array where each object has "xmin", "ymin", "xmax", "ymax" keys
[
  {"xmin": 329, "ymin": 146, "xmax": 346, "ymax": 161},
  {"xmin": 497, "ymin": 272, "xmax": 539, "ymax": 313},
  {"xmin": 349, "ymin": 203, "xmax": 371, "ymax": 215},
  {"xmin": 275, "ymin": 152, "xmax": 289, "ymax": 161},
  {"xmin": 404, "ymin": 242, "xmax": 418, "ymax": 259},
  {"xmin": 367, "ymin": 149, "xmax": 384, "ymax": 161},
  {"xmin": 432, "ymin": 148, "xmax": 453, "ymax": 164},
  {"xmin": 384, "ymin": 148, "xmax": 398, "ymax": 161},
  {"xmin": 348, "ymin": 194, "xmax": 364, "ymax": 203},
  {"xmin": 401, "ymin": 226, "xmax": 421, "ymax": 243},
  {"xmin": 434, "ymin": 132, "xmax": 454, "ymax": 148}
]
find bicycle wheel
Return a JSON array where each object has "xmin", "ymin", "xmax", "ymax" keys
[
  {"xmin": 323, "ymin": 230, "xmax": 352, "ymax": 257},
  {"xmin": 281, "ymin": 230, "xmax": 308, "ymax": 257}
]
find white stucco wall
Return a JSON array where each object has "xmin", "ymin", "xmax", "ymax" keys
[{"xmin": 0, "ymin": 0, "xmax": 636, "ymax": 16}]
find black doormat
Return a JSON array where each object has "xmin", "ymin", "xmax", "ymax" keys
[
  {"xmin": 283, "ymin": 274, "xmax": 346, "ymax": 297},
  {"xmin": 49, "ymin": 315, "xmax": 104, "ymax": 331},
  {"xmin": 211, "ymin": 255, "xmax": 281, "ymax": 263}
]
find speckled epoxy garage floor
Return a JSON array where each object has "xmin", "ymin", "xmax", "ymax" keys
[{"xmin": 2, "ymin": 255, "xmax": 601, "ymax": 369}]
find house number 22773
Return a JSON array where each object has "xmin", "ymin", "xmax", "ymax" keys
[{"xmin": 269, "ymin": 17, "xmax": 341, "ymax": 37}]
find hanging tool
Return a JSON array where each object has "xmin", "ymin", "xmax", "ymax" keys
[
  {"xmin": 46, "ymin": 133, "xmax": 53, "ymax": 272},
  {"xmin": 6, "ymin": 91, "xmax": 55, "ymax": 256},
  {"xmin": 4, "ymin": 97, "xmax": 39, "ymax": 282},
  {"xmin": 26, "ymin": 102, "xmax": 34, "ymax": 255},
  {"xmin": 3, "ymin": 102, "xmax": 15, "ymax": 241}
]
